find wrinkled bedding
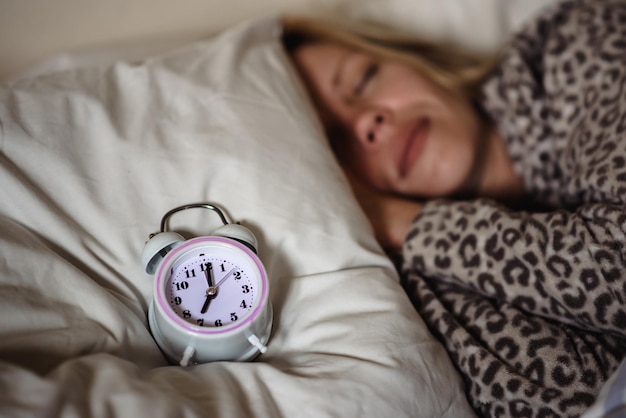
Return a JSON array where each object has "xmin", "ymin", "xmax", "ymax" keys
[
  {"xmin": 0, "ymin": 17, "xmax": 475, "ymax": 418},
  {"xmin": 5, "ymin": 1, "xmax": 622, "ymax": 417}
]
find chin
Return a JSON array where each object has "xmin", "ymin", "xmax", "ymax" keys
[
  {"xmin": 423, "ymin": 176, "xmax": 471, "ymax": 199},
  {"xmin": 400, "ymin": 160, "xmax": 472, "ymax": 198},
  {"xmin": 399, "ymin": 178, "xmax": 456, "ymax": 199},
  {"xmin": 430, "ymin": 158, "xmax": 477, "ymax": 197}
]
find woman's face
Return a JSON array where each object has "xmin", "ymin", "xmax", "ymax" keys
[{"xmin": 292, "ymin": 41, "xmax": 484, "ymax": 198}]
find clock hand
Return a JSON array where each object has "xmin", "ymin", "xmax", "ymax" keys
[
  {"xmin": 200, "ymin": 292, "xmax": 214, "ymax": 314},
  {"xmin": 201, "ymin": 266, "xmax": 218, "ymax": 314},
  {"xmin": 201, "ymin": 268, "xmax": 237, "ymax": 313},
  {"xmin": 214, "ymin": 267, "xmax": 237, "ymax": 289},
  {"xmin": 204, "ymin": 263, "xmax": 214, "ymax": 287}
]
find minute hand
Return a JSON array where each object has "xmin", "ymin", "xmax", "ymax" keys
[{"xmin": 214, "ymin": 268, "xmax": 237, "ymax": 288}]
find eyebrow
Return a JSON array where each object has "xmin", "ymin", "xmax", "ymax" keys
[{"xmin": 332, "ymin": 51, "xmax": 352, "ymax": 88}]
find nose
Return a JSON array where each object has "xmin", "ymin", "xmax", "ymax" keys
[{"xmin": 354, "ymin": 107, "xmax": 392, "ymax": 146}]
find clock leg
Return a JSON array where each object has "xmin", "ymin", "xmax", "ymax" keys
[{"xmin": 179, "ymin": 345, "xmax": 196, "ymax": 367}]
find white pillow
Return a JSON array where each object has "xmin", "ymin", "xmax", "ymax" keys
[
  {"xmin": 0, "ymin": 17, "xmax": 475, "ymax": 417},
  {"xmin": 335, "ymin": 0, "xmax": 507, "ymax": 51},
  {"xmin": 335, "ymin": 0, "xmax": 560, "ymax": 52}
]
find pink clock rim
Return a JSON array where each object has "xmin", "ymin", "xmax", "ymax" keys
[{"xmin": 154, "ymin": 236, "xmax": 269, "ymax": 335}]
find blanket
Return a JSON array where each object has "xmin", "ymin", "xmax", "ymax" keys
[{"xmin": 402, "ymin": 0, "xmax": 626, "ymax": 416}]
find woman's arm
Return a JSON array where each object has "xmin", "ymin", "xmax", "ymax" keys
[
  {"xmin": 402, "ymin": 198, "xmax": 626, "ymax": 338},
  {"xmin": 399, "ymin": 0, "xmax": 626, "ymax": 337}
]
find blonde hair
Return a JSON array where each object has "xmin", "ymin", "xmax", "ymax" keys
[{"xmin": 281, "ymin": 15, "xmax": 498, "ymax": 100}]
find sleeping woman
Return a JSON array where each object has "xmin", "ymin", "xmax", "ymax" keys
[{"xmin": 281, "ymin": 0, "xmax": 626, "ymax": 416}]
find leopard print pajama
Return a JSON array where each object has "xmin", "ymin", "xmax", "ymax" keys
[{"xmin": 401, "ymin": 1, "xmax": 626, "ymax": 417}]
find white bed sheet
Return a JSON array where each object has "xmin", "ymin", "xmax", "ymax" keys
[
  {"xmin": 0, "ymin": 16, "xmax": 475, "ymax": 418},
  {"xmin": 0, "ymin": 1, "xmax": 565, "ymax": 416}
]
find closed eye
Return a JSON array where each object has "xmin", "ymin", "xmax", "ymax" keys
[{"xmin": 353, "ymin": 62, "xmax": 379, "ymax": 96}]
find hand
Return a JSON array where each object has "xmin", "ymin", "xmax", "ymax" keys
[
  {"xmin": 201, "ymin": 265, "xmax": 217, "ymax": 314},
  {"xmin": 214, "ymin": 268, "xmax": 237, "ymax": 288},
  {"xmin": 200, "ymin": 268, "xmax": 237, "ymax": 314},
  {"xmin": 346, "ymin": 171, "xmax": 422, "ymax": 251}
]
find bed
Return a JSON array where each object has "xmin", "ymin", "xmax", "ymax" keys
[{"xmin": 1, "ymin": 0, "xmax": 621, "ymax": 417}]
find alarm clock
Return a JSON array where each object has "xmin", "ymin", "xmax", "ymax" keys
[{"xmin": 141, "ymin": 203, "xmax": 273, "ymax": 366}]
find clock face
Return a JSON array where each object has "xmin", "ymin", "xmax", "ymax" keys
[{"xmin": 155, "ymin": 237, "xmax": 266, "ymax": 332}]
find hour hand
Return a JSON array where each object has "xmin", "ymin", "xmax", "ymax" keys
[
  {"xmin": 201, "ymin": 265, "xmax": 217, "ymax": 314},
  {"xmin": 201, "ymin": 292, "xmax": 213, "ymax": 314},
  {"xmin": 201, "ymin": 285, "xmax": 218, "ymax": 314},
  {"xmin": 204, "ymin": 264, "xmax": 214, "ymax": 287}
]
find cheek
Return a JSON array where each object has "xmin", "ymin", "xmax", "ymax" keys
[
  {"xmin": 432, "ymin": 141, "xmax": 475, "ymax": 186},
  {"xmin": 415, "ymin": 115, "xmax": 481, "ymax": 196},
  {"xmin": 398, "ymin": 141, "xmax": 468, "ymax": 198},
  {"xmin": 335, "ymin": 142, "xmax": 387, "ymax": 188},
  {"xmin": 384, "ymin": 69, "xmax": 441, "ymax": 106}
]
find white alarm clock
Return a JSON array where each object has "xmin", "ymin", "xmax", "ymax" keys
[{"xmin": 141, "ymin": 203, "xmax": 273, "ymax": 366}]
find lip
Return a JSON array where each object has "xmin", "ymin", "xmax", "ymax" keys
[{"xmin": 398, "ymin": 118, "xmax": 430, "ymax": 178}]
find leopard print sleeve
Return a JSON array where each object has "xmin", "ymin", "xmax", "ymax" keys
[
  {"xmin": 403, "ymin": 198, "xmax": 626, "ymax": 337},
  {"xmin": 400, "ymin": 1, "xmax": 626, "ymax": 414},
  {"xmin": 402, "ymin": 0, "xmax": 626, "ymax": 338}
]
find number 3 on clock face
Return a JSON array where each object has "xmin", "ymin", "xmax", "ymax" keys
[{"xmin": 167, "ymin": 255, "xmax": 255, "ymax": 329}]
